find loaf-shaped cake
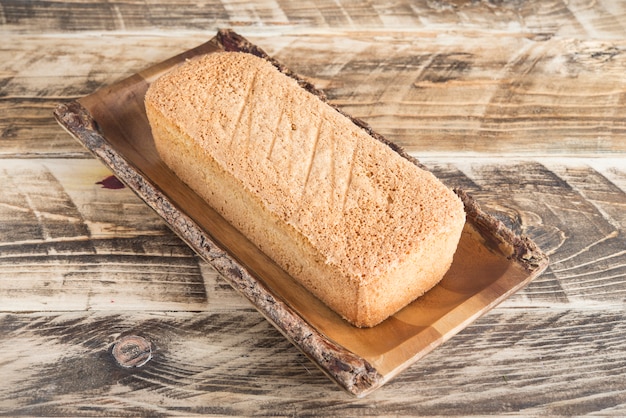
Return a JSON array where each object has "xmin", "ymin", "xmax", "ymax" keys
[{"xmin": 145, "ymin": 51, "xmax": 465, "ymax": 327}]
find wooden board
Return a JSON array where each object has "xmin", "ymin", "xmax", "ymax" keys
[{"xmin": 53, "ymin": 30, "xmax": 548, "ymax": 396}]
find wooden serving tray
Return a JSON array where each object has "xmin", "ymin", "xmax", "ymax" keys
[{"xmin": 54, "ymin": 30, "xmax": 549, "ymax": 397}]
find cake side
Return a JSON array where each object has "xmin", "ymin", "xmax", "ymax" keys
[{"xmin": 145, "ymin": 51, "xmax": 465, "ymax": 327}]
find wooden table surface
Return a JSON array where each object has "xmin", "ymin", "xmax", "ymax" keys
[{"xmin": 2, "ymin": 1, "xmax": 625, "ymax": 415}]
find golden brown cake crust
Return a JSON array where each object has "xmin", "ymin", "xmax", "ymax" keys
[{"xmin": 145, "ymin": 51, "xmax": 465, "ymax": 327}]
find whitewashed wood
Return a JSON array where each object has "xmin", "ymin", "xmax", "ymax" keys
[
  {"xmin": 2, "ymin": 0, "xmax": 626, "ymax": 414},
  {"xmin": 421, "ymin": 157, "xmax": 626, "ymax": 309},
  {"xmin": 1, "ymin": 307, "xmax": 625, "ymax": 416},
  {"xmin": 3, "ymin": 33, "xmax": 626, "ymax": 156},
  {"xmin": 2, "ymin": 0, "xmax": 626, "ymax": 39},
  {"xmin": 3, "ymin": 157, "xmax": 623, "ymax": 312},
  {"xmin": 0, "ymin": 159, "xmax": 216, "ymax": 312}
]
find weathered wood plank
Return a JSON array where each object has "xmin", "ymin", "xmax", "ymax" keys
[
  {"xmin": 1, "ymin": 0, "xmax": 625, "ymax": 39},
  {"xmin": 2, "ymin": 32, "xmax": 626, "ymax": 157},
  {"xmin": 2, "ymin": 157, "xmax": 624, "ymax": 313},
  {"xmin": 423, "ymin": 157, "xmax": 626, "ymax": 307},
  {"xmin": 1, "ymin": 308, "xmax": 625, "ymax": 415},
  {"xmin": 1, "ymin": 34, "xmax": 209, "ymax": 157},
  {"xmin": 284, "ymin": 33, "xmax": 626, "ymax": 155},
  {"xmin": 0, "ymin": 159, "xmax": 217, "ymax": 311}
]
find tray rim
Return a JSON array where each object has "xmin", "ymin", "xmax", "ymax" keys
[{"xmin": 53, "ymin": 29, "xmax": 549, "ymax": 397}]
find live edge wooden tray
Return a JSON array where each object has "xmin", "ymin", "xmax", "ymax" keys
[{"xmin": 54, "ymin": 29, "xmax": 549, "ymax": 397}]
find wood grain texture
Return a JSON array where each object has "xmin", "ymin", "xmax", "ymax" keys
[
  {"xmin": 3, "ymin": 32, "xmax": 625, "ymax": 156},
  {"xmin": 3, "ymin": 6, "xmax": 626, "ymax": 156},
  {"xmin": 2, "ymin": 0, "xmax": 626, "ymax": 39},
  {"xmin": 0, "ymin": 159, "xmax": 209, "ymax": 312},
  {"xmin": 2, "ymin": 0, "xmax": 626, "ymax": 414},
  {"xmin": 1, "ymin": 308, "xmax": 625, "ymax": 416},
  {"xmin": 1, "ymin": 157, "xmax": 625, "ymax": 414},
  {"xmin": 422, "ymin": 157, "xmax": 626, "ymax": 308},
  {"xmin": 270, "ymin": 33, "xmax": 626, "ymax": 155}
]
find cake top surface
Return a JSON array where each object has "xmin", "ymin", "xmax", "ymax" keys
[{"xmin": 146, "ymin": 51, "xmax": 465, "ymax": 281}]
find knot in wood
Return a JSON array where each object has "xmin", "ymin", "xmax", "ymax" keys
[{"xmin": 112, "ymin": 335, "xmax": 152, "ymax": 368}]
